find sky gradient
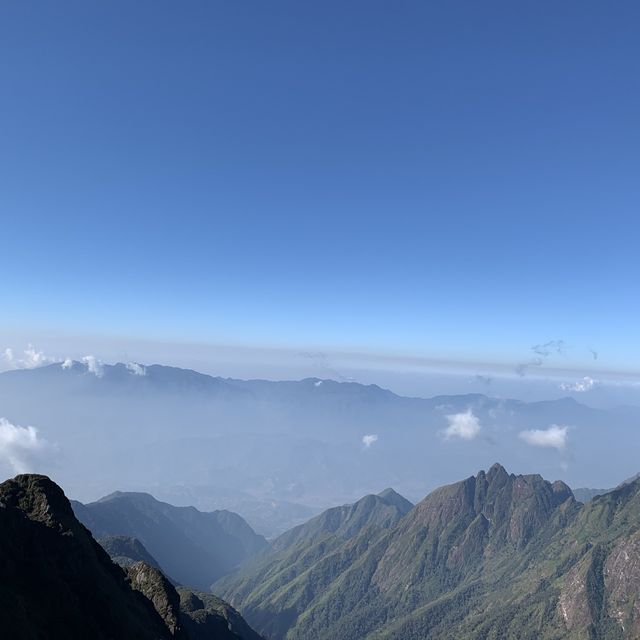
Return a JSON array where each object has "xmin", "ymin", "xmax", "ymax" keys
[{"xmin": 1, "ymin": 1, "xmax": 639, "ymax": 375}]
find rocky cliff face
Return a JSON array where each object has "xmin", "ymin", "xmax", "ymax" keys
[
  {"xmin": 0, "ymin": 474, "xmax": 264, "ymax": 640},
  {"xmin": 0, "ymin": 474, "xmax": 171, "ymax": 640}
]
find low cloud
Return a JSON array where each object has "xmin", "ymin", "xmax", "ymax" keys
[
  {"xmin": 81, "ymin": 355, "xmax": 104, "ymax": 377},
  {"xmin": 560, "ymin": 377, "xmax": 597, "ymax": 392},
  {"xmin": 442, "ymin": 410, "xmax": 481, "ymax": 440},
  {"xmin": 126, "ymin": 362, "xmax": 146, "ymax": 376},
  {"xmin": 362, "ymin": 434, "xmax": 378, "ymax": 448},
  {"xmin": 0, "ymin": 417, "xmax": 51, "ymax": 474},
  {"xmin": 519, "ymin": 425, "xmax": 568, "ymax": 450},
  {"xmin": 2, "ymin": 344, "xmax": 57, "ymax": 369}
]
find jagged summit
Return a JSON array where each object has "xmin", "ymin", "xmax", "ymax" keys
[{"xmin": 408, "ymin": 463, "xmax": 576, "ymax": 548}]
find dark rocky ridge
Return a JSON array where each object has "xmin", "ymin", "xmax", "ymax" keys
[
  {"xmin": 0, "ymin": 474, "xmax": 171, "ymax": 639},
  {"xmin": 0, "ymin": 474, "xmax": 263, "ymax": 640}
]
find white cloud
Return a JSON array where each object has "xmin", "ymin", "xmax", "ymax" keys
[
  {"xmin": 0, "ymin": 417, "xmax": 50, "ymax": 474},
  {"xmin": 362, "ymin": 434, "xmax": 378, "ymax": 448},
  {"xmin": 126, "ymin": 362, "xmax": 146, "ymax": 376},
  {"xmin": 2, "ymin": 344, "xmax": 57, "ymax": 369},
  {"xmin": 314, "ymin": 380, "xmax": 323, "ymax": 387},
  {"xmin": 519, "ymin": 425, "xmax": 568, "ymax": 450},
  {"xmin": 81, "ymin": 355, "xmax": 104, "ymax": 377},
  {"xmin": 559, "ymin": 377, "xmax": 597, "ymax": 392},
  {"xmin": 61, "ymin": 358, "xmax": 74, "ymax": 369},
  {"xmin": 442, "ymin": 410, "xmax": 481, "ymax": 440}
]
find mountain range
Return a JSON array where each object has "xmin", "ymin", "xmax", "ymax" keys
[
  {"xmin": 4, "ymin": 463, "xmax": 640, "ymax": 639},
  {"xmin": 215, "ymin": 463, "xmax": 640, "ymax": 640},
  {"xmin": 1, "ymin": 360, "xmax": 638, "ymax": 539}
]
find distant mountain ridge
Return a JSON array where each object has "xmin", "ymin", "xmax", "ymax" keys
[
  {"xmin": 3, "ymin": 360, "xmax": 640, "ymax": 538},
  {"xmin": 72, "ymin": 490, "xmax": 267, "ymax": 590},
  {"xmin": 573, "ymin": 471, "xmax": 640, "ymax": 503},
  {"xmin": 98, "ymin": 535, "xmax": 164, "ymax": 570}
]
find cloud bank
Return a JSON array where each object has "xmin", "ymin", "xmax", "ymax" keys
[
  {"xmin": 2, "ymin": 344, "xmax": 57, "ymax": 369},
  {"xmin": 443, "ymin": 410, "xmax": 481, "ymax": 440},
  {"xmin": 560, "ymin": 377, "xmax": 597, "ymax": 392},
  {"xmin": 81, "ymin": 355, "xmax": 104, "ymax": 377},
  {"xmin": 0, "ymin": 417, "xmax": 51, "ymax": 474},
  {"xmin": 519, "ymin": 425, "xmax": 568, "ymax": 450},
  {"xmin": 126, "ymin": 362, "xmax": 146, "ymax": 376}
]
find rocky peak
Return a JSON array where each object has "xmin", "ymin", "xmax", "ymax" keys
[
  {"xmin": 0, "ymin": 474, "xmax": 79, "ymax": 532},
  {"xmin": 486, "ymin": 462, "xmax": 510, "ymax": 485},
  {"xmin": 0, "ymin": 474, "xmax": 173, "ymax": 639},
  {"xmin": 411, "ymin": 464, "xmax": 575, "ymax": 548},
  {"xmin": 127, "ymin": 561, "xmax": 183, "ymax": 637}
]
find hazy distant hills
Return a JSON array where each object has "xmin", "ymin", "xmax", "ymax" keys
[
  {"xmin": 2, "ymin": 360, "xmax": 639, "ymax": 536},
  {"xmin": 98, "ymin": 535, "xmax": 164, "ymax": 570},
  {"xmin": 0, "ymin": 474, "xmax": 263, "ymax": 640},
  {"xmin": 572, "ymin": 472, "xmax": 640, "ymax": 504},
  {"xmin": 215, "ymin": 464, "xmax": 640, "ymax": 640},
  {"xmin": 72, "ymin": 490, "xmax": 267, "ymax": 590}
]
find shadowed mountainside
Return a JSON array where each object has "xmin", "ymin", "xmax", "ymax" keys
[
  {"xmin": 0, "ymin": 473, "xmax": 264, "ymax": 640},
  {"xmin": 72, "ymin": 490, "xmax": 267, "ymax": 590}
]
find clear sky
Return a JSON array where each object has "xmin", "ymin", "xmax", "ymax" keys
[{"xmin": 1, "ymin": 1, "xmax": 639, "ymax": 374}]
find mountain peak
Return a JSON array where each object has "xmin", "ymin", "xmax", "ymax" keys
[
  {"xmin": 0, "ymin": 474, "xmax": 174, "ymax": 639},
  {"xmin": 485, "ymin": 462, "xmax": 510, "ymax": 484},
  {"xmin": 96, "ymin": 490, "xmax": 157, "ymax": 504},
  {"xmin": 377, "ymin": 488, "xmax": 413, "ymax": 513},
  {"xmin": 411, "ymin": 465, "xmax": 576, "ymax": 550},
  {"xmin": 0, "ymin": 474, "xmax": 78, "ymax": 531}
]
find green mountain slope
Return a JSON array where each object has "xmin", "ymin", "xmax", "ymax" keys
[
  {"xmin": 215, "ymin": 488, "xmax": 413, "ymax": 639},
  {"xmin": 272, "ymin": 488, "xmax": 413, "ymax": 551},
  {"xmin": 216, "ymin": 464, "xmax": 640, "ymax": 640}
]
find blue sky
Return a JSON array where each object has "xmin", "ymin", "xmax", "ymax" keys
[{"xmin": 1, "ymin": 1, "xmax": 639, "ymax": 374}]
